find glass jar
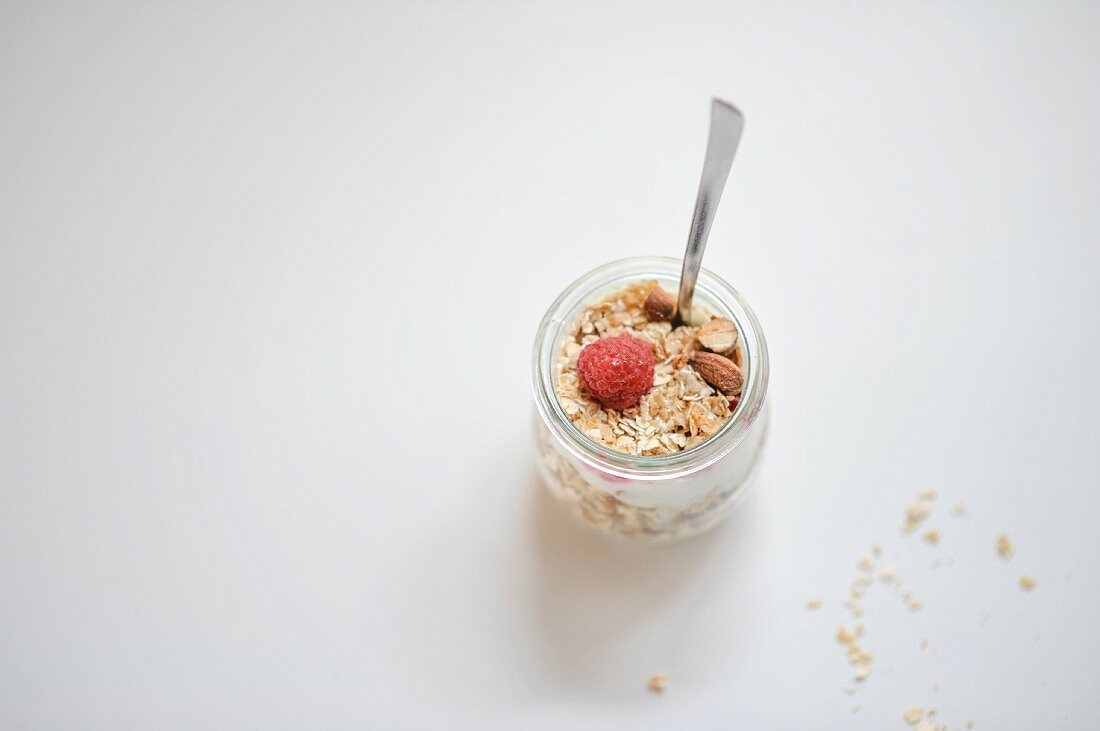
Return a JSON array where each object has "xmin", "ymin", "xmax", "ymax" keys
[{"xmin": 531, "ymin": 256, "xmax": 770, "ymax": 542}]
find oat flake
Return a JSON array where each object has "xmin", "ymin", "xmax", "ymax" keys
[{"xmin": 648, "ymin": 673, "xmax": 669, "ymax": 693}]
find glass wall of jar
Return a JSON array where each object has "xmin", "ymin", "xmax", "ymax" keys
[{"xmin": 531, "ymin": 257, "xmax": 770, "ymax": 542}]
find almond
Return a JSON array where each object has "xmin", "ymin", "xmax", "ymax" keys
[
  {"xmin": 698, "ymin": 316, "xmax": 738, "ymax": 357},
  {"xmin": 689, "ymin": 351, "xmax": 743, "ymax": 396},
  {"xmin": 643, "ymin": 286, "xmax": 675, "ymax": 322}
]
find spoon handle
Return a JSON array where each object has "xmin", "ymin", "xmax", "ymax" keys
[{"xmin": 676, "ymin": 98, "xmax": 745, "ymax": 324}]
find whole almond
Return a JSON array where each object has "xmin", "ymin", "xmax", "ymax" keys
[
  {"xmin": 690, "ymin": 351, "xmax": 743, "ymax": 396},
  {"xmin": 643, "ymin": 286, "xmax": 675, "ymax": 322},
  {"xmin": 698, "ymin": 317, "xmax": 738, "ymax": 357}
]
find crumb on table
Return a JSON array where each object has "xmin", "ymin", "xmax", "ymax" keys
[{"xmin": 648, "ymin": 673, "xmax": 669, "ymax": 693}]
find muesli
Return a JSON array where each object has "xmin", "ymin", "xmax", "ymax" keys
[{"xmin": 553, "ymin": 280, "xmax": 744, "ymax": 456}]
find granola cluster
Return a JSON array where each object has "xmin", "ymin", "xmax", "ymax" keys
[{"xmin": 553, "ymin": 280, "xmax": 741, "ymax": 456}]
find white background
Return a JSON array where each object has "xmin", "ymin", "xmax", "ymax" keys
[{"xmin": 2, "ymin": 2, "xmax": 1099, "ymax": 728}]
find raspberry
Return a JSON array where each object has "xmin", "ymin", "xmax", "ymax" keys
[{"xmin": 576, "ymin": 333, "xmax": 655, "ymax": 411}]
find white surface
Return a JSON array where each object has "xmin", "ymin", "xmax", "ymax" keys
[{"xmin": 2, "ymin": 2, "xmax": 1099, "ymax": 728}]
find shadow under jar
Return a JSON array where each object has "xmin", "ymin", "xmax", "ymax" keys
[{"xmin": 532, "ymin": 256, "xmax": 770, "ymax": 543}]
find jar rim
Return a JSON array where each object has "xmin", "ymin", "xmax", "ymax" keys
[{"xmin": 531, "ymin": 256, "xmax": 769, "ymax": 481}]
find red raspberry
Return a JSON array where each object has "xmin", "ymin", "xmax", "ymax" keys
[{"xmin": 576, "ymin": 333, "xmax": 655, "ymax": 411}]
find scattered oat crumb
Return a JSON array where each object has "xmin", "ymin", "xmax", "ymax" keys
[
  {"xmin": 907, "ymin": 502, "xmax": 931, "ymax": 523},
  {"xmin": 1020, "ymin": 574, "xmax": 1036, "ymax": 591},
  {"xmin": 817, "ymin": 491, "xmax": 999, "ymax": 718},
  {"xmin": 914, "ymin": 720, "xmax": 940, "ymax": 731},
  {"xmin": 648, "ymin": 673, "xmax": 668, "ymax": 693},
  {"xmin": 805, "ymin": 597, "xmax": 822, "ymax": 611},
  {"xmin": 967, "ymin": 722, "xmax": 974, "ymax": 729},
  {"xmin": 838, "ymin": 623, "xmax": 874, "ymax": 683},
  {"xmin": 904, "ymin": 499, "xmax": 932, "ymax": 533},
  {"xmin": 848, "ymin": 646, "xmax": 872, "ymax": 666}
]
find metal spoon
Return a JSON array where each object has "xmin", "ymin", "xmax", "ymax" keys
[{"xmin": 674, "ymin": 98, "xmax": 745, "ymax": 326}]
